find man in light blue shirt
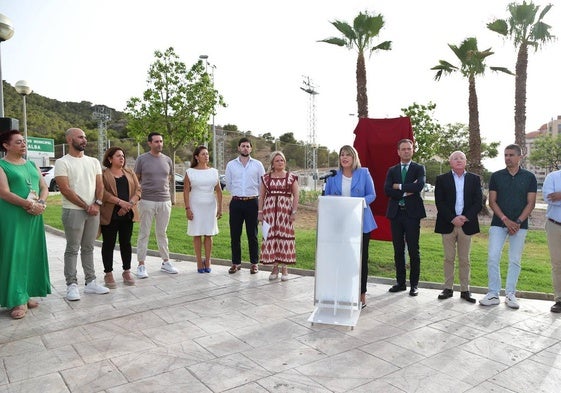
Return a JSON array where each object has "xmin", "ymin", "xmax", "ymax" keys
[
  {"xmin": 543, "ymin": 169, "xmax": 561, "ymax": 313},
  {"xmin": 225, "ymin": 137, "xmax": 265, "ymax": 274}
]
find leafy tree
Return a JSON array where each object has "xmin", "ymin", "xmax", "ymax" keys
[
  {"xmin": 437, "ymin": 123, "xmax": 499, "ymax": 166},
  {"xmin": 431, "ymin": 37, "xmax": 513, "ymax": 176},
  {"xmin": 487, "ymin": 1, "xmax": 555, "ymax": 154},
  {"xmin": 401, "ymin": 102, "xmax": 443, "ymax": 163},
  {"xmin": 319, "ymin": 10, "xmax": 392, "ymax": 118},
  {"xmin": 125, "ymin": 47, "xmax": 224, "ymax": 200},
  {"xmin": 528, "ymin": 134, "xmax": 561, "ymax": 171}
]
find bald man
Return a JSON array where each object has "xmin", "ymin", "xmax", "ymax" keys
[{"xmin": 434, "ymin": 151, "xmax": 482, "ymax": 303}]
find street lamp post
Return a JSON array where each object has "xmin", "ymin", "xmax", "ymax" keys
[
  {"xmin": 0, "ymin": 13, "xmax": 15, "ymax": 117},
  {"xmin": 199, "ymin": 54, "xmax": 217, "ymax": 168},
  {"xmin": 14, "ymin": 80, "xmax": 32, "ymax": 143}
]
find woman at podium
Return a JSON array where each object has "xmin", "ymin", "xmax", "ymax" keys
[{"xmin": 324, "ymin": 145, "xmax": 377, "ymax": 308}]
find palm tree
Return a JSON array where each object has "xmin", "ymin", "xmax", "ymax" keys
[
  {"xmin": 487, "ymin": 1, "xmax": 555, "ymax": 156},
  {"xmin": 319, "ymin": 11, "xmax": 391, "ymax": 118},
  {"xmin": 432, "ymin": 37, "xmax": 513, "ymax": 176}
]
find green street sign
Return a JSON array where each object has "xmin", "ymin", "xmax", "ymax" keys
[{"xmin": 27, "ymin": 137, "xmax": 54, "ymax": 157}]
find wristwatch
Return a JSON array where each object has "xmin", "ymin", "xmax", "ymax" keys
[
  {"xmin": 515, "ymin": 218, "xmax": 522, "ymax": 225},
  {"xmin": 95, "ymin": 199, "xmax": 103, "ymax": 206}
]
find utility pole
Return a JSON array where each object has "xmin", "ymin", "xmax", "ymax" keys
[{"xmin": 300, "ymin": 76, "xmax": 319, "ymax": 190}]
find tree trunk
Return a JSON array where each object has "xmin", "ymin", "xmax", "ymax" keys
[
  {"xmin": 514, "ymin": 43, "xmax": 528, "ymax": 156},
  {"xmin": 467, "ymin": 75, "xmax": 482, "ymax": 176},
  {"xmin": 356, "ymin": 52, "xmax": 368, "ymax": 118}
]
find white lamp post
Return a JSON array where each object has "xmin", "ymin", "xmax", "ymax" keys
[
  {"xmin": 14, "ymin": 80, "xmax": 32, "ymax": 143},
  {"xmin": 199, "ymin": 54, "xmax": 217, "ymax": 168},
  {"xmin": 0, "ymin": 13, "xmax": 15, "ymax": 117}
]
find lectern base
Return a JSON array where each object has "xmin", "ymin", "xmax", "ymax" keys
[{"xmin": 307, "ymin": 305, "xmax": 361, "ymax": 328}]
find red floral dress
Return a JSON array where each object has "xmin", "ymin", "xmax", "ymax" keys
[{"xmin": 260, "ymin": 172, "xmax": 298, "ymax": 265}]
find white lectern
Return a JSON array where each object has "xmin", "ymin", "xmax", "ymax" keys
[{"xmin": 308, "ymin": 196, "xmax": 364, "ymax": 328}]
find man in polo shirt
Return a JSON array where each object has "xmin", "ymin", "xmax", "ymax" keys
[
  {"xmin": 225, "ymin": 137, "xmax": 265, "ymax": 274},
  {"xmin": 543, "ymin": 169, "xmax": 561, "ymax": 313},
  {"xmin": 480, "ymin": 144, "xmax": 537, "ymax": 309}
]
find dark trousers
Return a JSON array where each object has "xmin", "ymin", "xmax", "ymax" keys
[
  {"xmin": 229, "ymin": 198, "xmax": 259, "ymax": 264},
  {"xmin": 361, "ymin": 232, "xmax": 371, "ymax": 294},
  {"xmin": 101, "ymin": 217, "xmax": 134, "ymax": 272},
  {"xmin": 390, "ymin": 210, "xmax": 421, "ymax": 287}
]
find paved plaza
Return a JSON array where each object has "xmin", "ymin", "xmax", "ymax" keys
[{"xmin": 1, "ymin": 229, "xmax": 561, "ymax": 392}]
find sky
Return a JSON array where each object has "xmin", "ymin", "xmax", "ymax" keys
[{"xmin": 1, "ymin": 0, "xmax": 559, "ymax": 171}]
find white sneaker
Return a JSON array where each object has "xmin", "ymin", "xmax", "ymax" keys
[
  {"xmin": 505, "ymin": 293, "xmax": 520, "ymax": 309},
  {"xmin": 84, "ymin": 280, "xmax": 110, "ymax": 295},
  {"xmin": 161, "ymin": 261, "xmax": 178, "ymax": 274},
  {"xmin": 66, "ymin": 283, "xmax": 80, "ymax": 301},
  {"xmin": 479, "ymin": 292, "xmax": 500, "ymax": 306},
  {"xmin": 136, "ymin": 264, "xmax": 149, "ymax": 279}
]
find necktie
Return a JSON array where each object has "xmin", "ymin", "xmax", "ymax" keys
[{"xmin": 399, "ymin": 165, "xmax": 407, "ymax": 206}]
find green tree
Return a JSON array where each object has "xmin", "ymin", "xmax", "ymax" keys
[
  {"xmin": 125, "ymin": 47, "xmax": 224, "ymax": 200},
  {"xmin": 431, "ymin": 37, "xmax": 513, "ymax": 176},
  {"xmin": 528, "ymin": 134, "xmax": 561, "ymax": 171},
  {"xmin": 401, "ymin": 102, "xmax": 443, "ymax": 163},
  {"xmin": 319, "ymin": 10, "xmax": 391, "ymax": 118},
  {"xmin": 487, "ymin": 1, "xmax": 555, "ymax": 155},
  {"xmin": 436, "ymin": 123, "xmax": 499, "ymax": 166}
]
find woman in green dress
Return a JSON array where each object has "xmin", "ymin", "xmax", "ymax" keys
[{"xmin": 0, "ymin": 130, "xmax": 51, "ymax": 319}]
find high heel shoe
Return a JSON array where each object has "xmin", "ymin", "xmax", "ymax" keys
[
  {"xmin": 269, "ymin": 264, "xmax": 279, "ymax": 280},
  {"xmin": 281, "ymin": 265, "xmax": 289, "ymax": 281},
  {"xmin": 203, "ymin": 258, "xmax": 211, "ymax": 273}
]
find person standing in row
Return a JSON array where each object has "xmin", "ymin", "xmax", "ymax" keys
[
  {"xmin": 324, "ymin": 145, "xmax": 376, "ymax": 308},
  {"xmin": 55, "ymin": 128, "xmax": 109, "ymax": 300},
  {"xmin": 0, "ymin": 130, "xmax": 51, "ymax": 319},
  {"xmin": 384, "ymin": 138, "xmax": 426, "ymax": 297},
  {"xmin": 480, "ymin": 144, "xmax": 536, "ymax": 309},
  {"xmin": 134, "ymin": 132, "xmax": 178, "ymax": 278},
  {"xmin": 225, "ymin": 137, "xmax": 265, "ymax": 274},
  {"xmin": 434, "ymin": 151, "xmax": 482, "ymax": 303},
  {"xmin": 258, "ymin": 151, "xmax": 299, "ymax": 281},
  {"xmin": 184, "ymin": 145, "xmax": 223, "ymax": 273},
  {"xmin": 100, "ymin": 147, "xmax": 142, "ymax": 288},
  {"xmin": 543, "ymin": 168, "xmax": 561, "ymax": 313}
]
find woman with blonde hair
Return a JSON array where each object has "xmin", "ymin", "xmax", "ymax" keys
[
  {"xmin": 258, "ymin": 151, "xmax": 299, "ymax": 281},
  {"xmin": 324, "ymin": 145, "xmax": 377, "ymax": 308}
]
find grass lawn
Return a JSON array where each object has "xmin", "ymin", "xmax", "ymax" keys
[{"xmin": 43, "ymin": 194, "xmax": 554, "ymax": 294}]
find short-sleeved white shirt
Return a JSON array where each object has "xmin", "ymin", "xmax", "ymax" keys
[{"xmin": 54, "ymin": 154, "xmax": 102, "ymax": 209}]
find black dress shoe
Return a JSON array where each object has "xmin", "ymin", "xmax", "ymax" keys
[
  {"xmin": 460, "ymin": 291, "xmax": 476, "ymax": 303},
  {"xmin": 438, "ymin": 288, "xmax": 453, "ymax": 300},
  {"xmin": 409, "ymin": 287, "xmax": 419, "ymax": 296},
  {"xmin": 388, "ymin": 284, "xmax": 407, "ymax": 293},
  {"xmin": 551, "ymin": 302, "xmax": 561, "ymax": 313}
]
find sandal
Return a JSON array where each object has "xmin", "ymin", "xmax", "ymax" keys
[
  {"xmin": 250, "ymin": 264, "xmax": 259, "ymax": 274},
  {"xmin": 10, "ymin": 304, "xmax": 27, "ymax": 320},
  {"xmin": 228, "ymin": 264, "xmax": 241, "ymax": 274},
  {"xmin": 27, "ymin": 299, "xmax": 39, "ymax": 309},
  {"xmin": 269, "ymin": 264, "xmax": 279, "ymax": 281},
  {"xmin": 281, "ymin": 265, "xmax": 288, "ymax": 281}
]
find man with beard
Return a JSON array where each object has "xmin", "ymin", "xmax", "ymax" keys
[
  {"xmin": 55, "ymin": 128, "xmax": 110, "ymax": 301},
  {"xmin": 225, "ymin": 137, "xmax": 265, "ymax": 274}
]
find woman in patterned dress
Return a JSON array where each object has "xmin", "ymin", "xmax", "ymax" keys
[{"xmin": 258, "ymin": 151, "xmax": 299, "ymax": 281}]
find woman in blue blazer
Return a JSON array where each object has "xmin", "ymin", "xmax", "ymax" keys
[{"xmin": 324, "ymin": 145, "xmax": 377, "ymax": 308}]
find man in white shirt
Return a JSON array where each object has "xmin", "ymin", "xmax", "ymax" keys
[
  {"xmin": 543, "ymin": 169, "xmax": 561, "ymax": 313},
  {"xmin": 225, "ymin": 137, "xmax": 265, "ymax": 274},
  {"xmin": 55, "ymin": 128, "xmax": 110, "ymax": 301}
]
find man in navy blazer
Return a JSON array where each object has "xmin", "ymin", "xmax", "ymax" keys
[
  {"xmin": 434, "ymin": 151, "xmax": 482, "ymax": 303},
  {"xmin": 384, "ymin": 139, "xmax": 426, "ymax": 296}
]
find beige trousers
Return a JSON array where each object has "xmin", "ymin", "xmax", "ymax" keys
[
  {"xmin": 442, "ymin": 226, "xmax": 473, "ymax": 291},
  {"xmin": 545, "ymin": 220, "xmax": 561, "ymax": 303}
]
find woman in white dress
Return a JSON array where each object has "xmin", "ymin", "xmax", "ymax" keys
[{"xmin": 183, "ymin": 146, "xmax": 223, "ymax": 273}]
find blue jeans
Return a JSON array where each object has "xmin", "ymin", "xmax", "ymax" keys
[{"xmin": 487, "ymin": 226, "xmax": 527, "ymax": 295}]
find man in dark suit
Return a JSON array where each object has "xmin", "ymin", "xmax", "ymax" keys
[
  {"xmin": 434, "ymin": 151, "xmax": 482, "ymax": 303},
  {"xmin": 384, "ymin": 139, "xmax": 426, "ymax": 296}
]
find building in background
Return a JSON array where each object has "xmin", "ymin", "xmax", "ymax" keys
[{"xmin": 526, "ymin": 115, "xmax": 561, "ymax": 186}]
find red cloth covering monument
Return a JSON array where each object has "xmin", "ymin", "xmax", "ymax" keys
[{"xmin": 353, "ymin": 117, "xmax": 414, "ymax": 241}]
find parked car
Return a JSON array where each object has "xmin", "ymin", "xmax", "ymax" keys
[
  {"xmin": 174, "ymin": 173, "xmax": 184, "ymax": 191},
  {"xmin": 40, "ymin": 166, "xmax": 59, "ymax": 192},
  {"xmin": 219, "ymin": 174, "xmax": 226, "ymax": 190},
  {"xmin": 423, "ymin": 183, "xmax": 434, "ymax": 193}
]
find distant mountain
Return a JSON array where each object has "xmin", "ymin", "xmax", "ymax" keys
[{"xmin": 2, "ymin": 80, "xmax": 127, "ymax": 144}]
